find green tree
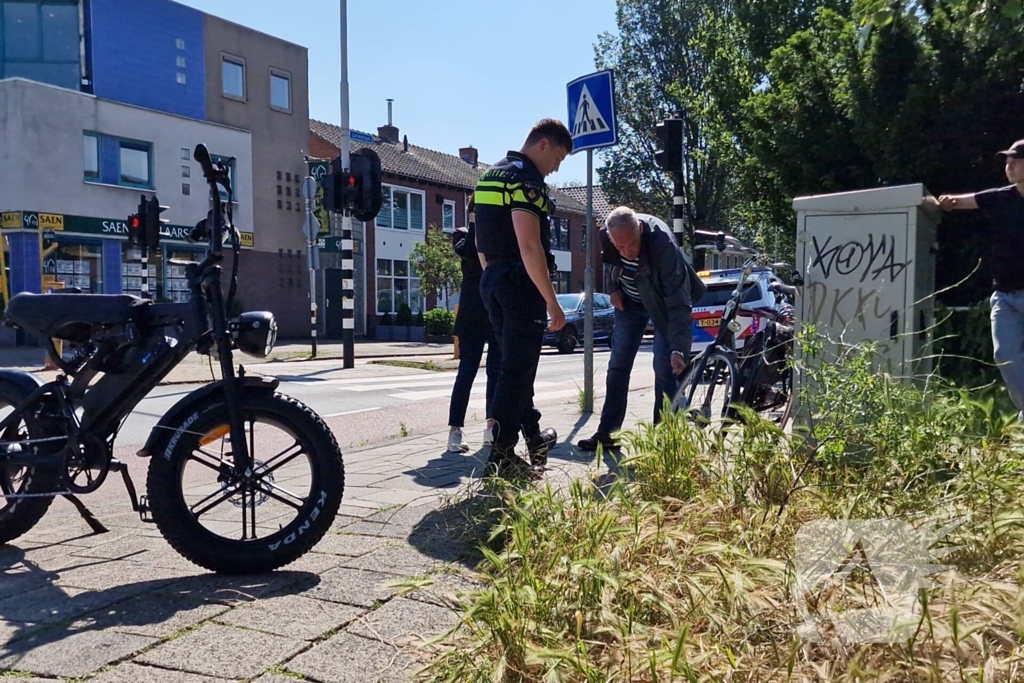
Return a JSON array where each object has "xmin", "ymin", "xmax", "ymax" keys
[
  {"xmin": 594, "ymin": 0, "xmax": 752, "ymax": 247},
  {"xmin": 410, "ymin": 225, "xmax": 462, "ymax": 310}
]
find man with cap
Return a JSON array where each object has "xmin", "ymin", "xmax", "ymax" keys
[{"xmin": 933, "ymin": 138, "xmax": 1024, "ymax": 416}]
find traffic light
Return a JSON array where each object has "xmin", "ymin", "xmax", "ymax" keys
[
  {"xmin": 144, "ymin": 195, "xmax": 168, "ymax": 249},
  {"xmin": 321, "ymin": 149, "xmax": 383, "ymax": 221},
  {"xmin": 128, "ymin": 195, "xmax": 168, "ymax": 251},
  {"xmin": 654, "ymin": 117, "xmax": 684, "ymax": 174}
]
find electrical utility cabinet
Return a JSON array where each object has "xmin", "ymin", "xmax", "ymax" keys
[{"xmin": 793, "ymin": 184, "xmax": 939, "ymax": 380}]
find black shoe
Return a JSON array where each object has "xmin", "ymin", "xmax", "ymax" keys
[
  {"xmin": 484, "ymin": 446, "xmax": 542, "ymax": 481},
  {"xmin": 525, "ymin": 428, "xmax": 557, "ymax": 468},
  {"xmin": 577, "ymin": 432, "xmax": 618, "ymax": 451}
]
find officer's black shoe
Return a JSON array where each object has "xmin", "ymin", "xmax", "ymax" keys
[
  {"xmin": 485, "ymin": 444, "xmax": 542, "ymax": 481},
  {"xmin": 525, "ymin": 428, "xmax": 558, "ymax": 468},
  {"xmin": 577, "ymin": 432, "xmax": 619, "ymax": 452}
]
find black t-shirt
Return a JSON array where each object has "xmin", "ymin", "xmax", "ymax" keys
[
  {"xmin": 976, "ymin": 185, "xmax": 1024, "ymax": 291},
  {"xmin": 473, "ymin": 151, "xmax": 553, "ymax": 261}
]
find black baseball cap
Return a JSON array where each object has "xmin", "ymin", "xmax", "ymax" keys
[{"xmin": 996, "ymin": 139, "xmax": 1024, "ymax": 159}]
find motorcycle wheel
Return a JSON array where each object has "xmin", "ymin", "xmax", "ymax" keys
[{"xmin": 146, "ymin": 391, "xmax": 344, "ymax": 573}]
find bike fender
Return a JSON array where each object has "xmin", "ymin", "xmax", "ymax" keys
[
  {"xmin": 0, "ymin": 369, "xmax": 47, "ymax": 395},
  {"xmin": 137, "ymin": 376, "xmax": 279, "ymax": 457}
]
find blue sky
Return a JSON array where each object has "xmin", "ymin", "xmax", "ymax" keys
[{"xmin": 175, "ymin": 0, "xmax": 620, "ymax": 185}]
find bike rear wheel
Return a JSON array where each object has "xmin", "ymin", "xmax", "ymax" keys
[
  {"xmin": 146, "ymin": 391, "xmax": 344, "ymax": 573},
  {"xmin": 672, "ymin": 350, "xmax": 739, "ymax": 428},
  {"xmin": 0, "ymin": 380, "xmax": 62, "ymax": 546}
]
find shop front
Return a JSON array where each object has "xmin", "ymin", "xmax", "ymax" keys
[{"xmin": 1, "ymin": 210, "xmax": 253, "ymax": 303}]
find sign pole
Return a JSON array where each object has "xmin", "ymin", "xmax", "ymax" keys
[
  {"xmin": 567, "ymin": 69, "xmax": 617, "ymax": 416},
  {"xmin": 301, "ymin": 177, "xmax": 321, "ymax": 359},
  {"xmin": 583, "ymin": 149, "xmax": 595, "ymax": 413},
  {"xmin": 339, "ymin": 0, "xmax": 354, "ymax": 369}
]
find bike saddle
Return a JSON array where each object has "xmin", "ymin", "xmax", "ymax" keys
[{"xmin": 5, "ymin": 292, "xmax": 146, "ymax": 343}]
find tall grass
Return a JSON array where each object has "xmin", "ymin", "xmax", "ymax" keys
[{"xmin": 424, "ymin": 335, "xmax": 1024, "ymax": 682}]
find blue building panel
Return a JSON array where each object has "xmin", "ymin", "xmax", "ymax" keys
[
  {"xmin": 100, "ymin": 135, "xmax": 120, "ymax": 185},
  {"xmin": 102, "ymin": 240, "xmax": 123, "ymax": 294},
  {"xmin": 8, "ymin": 233, "xmax": 41, "ymax": 296},
  {"xmin": 89, "ymin": 0, "xmax": 206, "ymax": 120}
]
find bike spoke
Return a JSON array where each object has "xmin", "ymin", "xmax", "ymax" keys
[
  {"xmin": 252, "ymin": 480, "xmax": 305, "ymax": 510},
  {"xmin": 190, "ymin": 485, "xmax": 238, "ymax": 519},
  {"xmin": 259, "ymin": 443, "xmax": 305, "ymax": 476},
  {"xmin": 187, "ymin": 449, "xmax": 229, "ymax": 474}
]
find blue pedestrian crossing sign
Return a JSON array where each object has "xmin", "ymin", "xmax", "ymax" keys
[{"xmin": 566, "ymin": 70, "xmax": 618, "ymax": 154}]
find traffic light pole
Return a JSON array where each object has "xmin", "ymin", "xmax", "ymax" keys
[
  {"xmin": 673, "ymin": 172, "xmax": 686, "ymax": 256},
  {"xmin": 339, "ymin": 0, "xmax": 354, "ymax": 369}
]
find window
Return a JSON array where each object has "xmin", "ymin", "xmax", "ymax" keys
[
  {"xmin": 175, "ymin": 37, "xmax": 185, "ymax": 50},
  {"xmin": 277, "ymin": 200, "xmax": 283, "ymax": 209},
  {"xmin": 83, "ymin": 133, "xmax": 99, "ymax": 180},
  {"xmin": 377, "ymin": 259, "xmax": 421, "ymax": 314},
  {"xmin": 176, "ymin": 55, "xmax": 186, "ymax": 68},
  {"xmin": 1, "ymin": 1, "xmax": 81, "ymax": 90},
  {"xmin": 442, "ymin": 200, "xmax": 456, "ymax": 232},
  {"xmin": 181, "ymin": 148, "xmax": 190, "ymax": 160},
  {"xmin": 287, "ymin": 201, "xmax": 291, "ymax": 210},
  {"xmin": 551, "ymin": 216, "xmax": 570, "ymax": 251},
  {"xmin": 176, "ymin": 72, "xmax": 186, "ymax": 85},
  {"xmin": 119, "ymin": 141, "xmax": 151, "ymax": 187},
  {"xmin": 552, "ymin": 271, "xmax": 571, "ymax": 294},
  {"xmin": 222, "ymin": 56, "xmax": 245, "ymax": 99},
  {"xmin": 277, "ymin": 171, "xmax": 282, "ymax": 180},
  {"xmin": 181, "ymin": 165, "xmax": 190, "ymax": 178},
  {"xmin": 377, "ymin": 186, "xmax": 424, "ymax": 231},
  {"xmin": 181, "ymin": 183, "xmax": 190, "ymax": 196},
  {"xmin": 270, "ymin": 69, "xmax": 291, "ymax": 111},
  {"xmin": 286, "ymin": 172, "xmax": 291, "ymax": 181}
]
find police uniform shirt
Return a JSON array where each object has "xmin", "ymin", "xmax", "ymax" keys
[{"xmin": 474, "ymin": 151, "xmax": 553, "ymax": 261}]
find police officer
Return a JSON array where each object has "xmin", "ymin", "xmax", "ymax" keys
[{"xmin": 475, "ymin": 119, "xmax": 573, "ymax": 478}]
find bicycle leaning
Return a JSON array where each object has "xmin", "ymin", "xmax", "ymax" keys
[
  {"xmin": 671, "ymin": 230, "xmax": 802, "ymax": 429},
  {"xmin": 0, "ymin": 144, "xmax": 345, "ymax": 573}
]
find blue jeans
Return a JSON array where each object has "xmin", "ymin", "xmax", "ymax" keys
[
  {"xmin": 598, "ymin": 297, "xmax": 677, "ymax": 434},
  {"xmin": 448, "ymin": 333, "xmax": 500, "ymax": 428},
  {"xmin": 991, "ymin": 290, "xmax": 1024, "ymax": 416}
]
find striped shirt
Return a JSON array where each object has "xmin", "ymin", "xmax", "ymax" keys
[{"xmin": 619, "ymin": 256, "xmax": 642, "ymax": 302}]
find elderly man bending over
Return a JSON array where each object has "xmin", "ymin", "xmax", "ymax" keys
[{"xmin": 578, "ymin": 206, "xmax": 705, "ymax": 451}]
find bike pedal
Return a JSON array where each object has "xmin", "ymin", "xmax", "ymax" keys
[{"xmin": 138, "ymin": 495, "xmax": 154, "ymax": 523}]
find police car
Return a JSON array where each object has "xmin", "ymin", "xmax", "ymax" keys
[{"xmin": 690, "ymin": 266, "xmax": 781, "ymax": 356}]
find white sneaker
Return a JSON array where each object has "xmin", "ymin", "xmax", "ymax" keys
[
  {"xmin": 447, "ymin": 428, "xmax": 469, "ymax": 453},
  {"xmin": 483, "ymin": 425, "xmax": 494, "ymax": 446}
]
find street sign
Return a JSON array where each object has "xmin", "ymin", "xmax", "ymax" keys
[
  {"xmin": 351, "ymin": 130, "xmax": 374, "ymax": 143},
  {"xmin": 300, "ymin": 176, "xmax": 317, "ymax": 201},
  {"xmin": 566, "ymin": 69, "xmax": 618, "ymax": 154},
  {"xmin": 301, "ymin": 213, "xmax": 321, "ymax": 242},
  {"xmin": 316, "ymin": 235, "xmax": 344, "ymax": 252}
]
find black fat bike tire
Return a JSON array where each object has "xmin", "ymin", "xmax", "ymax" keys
[
  {"xmin": 146, "ymin": 391, "xmax": 344, "ymax": 573},
  {"xmin": 0, "ymin": 380, "xmax": 62, "ymax": 546}
]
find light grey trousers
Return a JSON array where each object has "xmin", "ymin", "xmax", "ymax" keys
[{"xmin": 990, "ymin": 290, "xmax": 1024, "ymax": 416}]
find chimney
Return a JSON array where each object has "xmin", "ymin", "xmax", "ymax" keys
[
  {"xmin": 459, "ymin": 145, "xmax": 479, "ymax": 167},
  {"xmin": 377, "ymin": 98, "xmax": 399, "ymax": 143},
  {"xmin": 403, "ymin": 135, "xmax": 408, "ymax": 153}
]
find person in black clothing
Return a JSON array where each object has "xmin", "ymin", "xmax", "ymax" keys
[
  {"xmin": 447, "ymin": 194, "xmax": 500, "ymax": 452},
  {"xmin": 475, "ymin": 119, "xmax": 572, "ymax": 478},
  {"xmin": 932, "ymin": 138, "xmax": 1024, "ymax": 417}
]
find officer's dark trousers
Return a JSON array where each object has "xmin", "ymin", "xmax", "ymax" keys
[{"xmin": 480, "ymin": 261, "xmax": 544, "ymax": 450}]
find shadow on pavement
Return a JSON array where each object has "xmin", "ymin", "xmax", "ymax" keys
[
  {"xmin": 404, "ymin": 448, "xmax": 488, "ymax": 490},
  {"xmin": 0, "ymin": 546, "xmax": 319, "ymax": 661}
]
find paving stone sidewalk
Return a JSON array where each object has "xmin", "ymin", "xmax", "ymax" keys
[{"xmin": 0, "ymin": 395, "xmax": 647, "ymax": 682}]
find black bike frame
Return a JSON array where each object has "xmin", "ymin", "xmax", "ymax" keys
[{"xmin": 0, "ymin": 144, "xmax": 252, "ymax": 475}]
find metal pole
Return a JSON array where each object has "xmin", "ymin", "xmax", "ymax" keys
[
  {"xmin": 340, "ymin": 0, "xmax": 354, "ymax": 368},
  {"xmin": 583, "ymin": 149, "xmax": 595, "ymax": 413},
  {"xmin": 673, "ymin": 172, "xmax": 686, "ymax": 257},
  {"xmin": 141, "ymin": 245, "xmax": 149, "ymax": 299},
  {"xmin": 305, "ymin": 194, "xmax": 318, "ymax": 359}
]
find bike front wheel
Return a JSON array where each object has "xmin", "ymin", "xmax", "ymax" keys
[
  {"xmin": 146, "ymin": 391, "xmax": 344, "ymax": 573},
  {"xmin": 672, "ymin": 350, "xmax": 739, "ymax": 428}
]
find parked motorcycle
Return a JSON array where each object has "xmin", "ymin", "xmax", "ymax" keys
[{"xmin": 0, "ymin": 144, "xmax": 345, "ymax": 573}]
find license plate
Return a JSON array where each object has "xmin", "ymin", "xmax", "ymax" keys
[{"xmin": 697, "ymin": 318, "xmax": 721, "ymax": 328}]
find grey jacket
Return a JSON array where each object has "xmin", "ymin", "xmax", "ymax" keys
[{"xmin": 599, "ymin": 220, "xmax": 706, "ymax": 356}]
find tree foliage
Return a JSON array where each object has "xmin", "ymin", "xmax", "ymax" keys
[{"xmin": 410, "ymin": 226, "xmax": 461, "ymax": 310}]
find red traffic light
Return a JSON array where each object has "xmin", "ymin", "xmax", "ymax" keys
[
  {"xmin": 347, "ymin": 175, "xmax": 357, "ymax": 187},
  {"xmin": 130, "ymin": 216, "xmax": 141, "ymax": 229}
]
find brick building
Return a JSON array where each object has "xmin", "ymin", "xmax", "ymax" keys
[{"xmin": 309, "ymin": 117, "xmax": 595, "ymax": 338}]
